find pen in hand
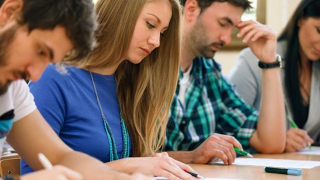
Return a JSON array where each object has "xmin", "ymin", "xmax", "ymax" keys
[
  {"xmin": 234, "ymin": 147, "xmax": 253, "ymax": 158},
  {"xmin": 38, "ymin": 153, "xmax": 53, "ymax": 169},
  {"xmin": 288, "ymin": 115, "xmax": 312, "ymax": 149},
  {"xmin": 184, "ymin": 170, "xmax": 204, "ymax": 179}
]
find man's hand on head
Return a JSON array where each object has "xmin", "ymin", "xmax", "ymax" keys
[{"xmin": 237, "ymin": 20, "xmax": 277, "ymax": 63}]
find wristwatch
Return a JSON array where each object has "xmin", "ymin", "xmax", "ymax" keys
[{"xmin": 258, "ymin": 54, "xmax": 282, "ymax": 69}]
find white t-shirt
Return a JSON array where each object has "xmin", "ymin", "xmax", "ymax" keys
[
  {"xmin": 0, "ymin": 80, "xmax": 36, "ymax": 154},
  {"xmin": 178, "ymin": 64, "xmax": 193, "ymax": 107}
]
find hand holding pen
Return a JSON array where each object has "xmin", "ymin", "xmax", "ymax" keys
[
  {"xmin": 19, "ymin": 153, "xmax": 83, "ymax": 180},
  {"xmin": 189, "ymin": 133, "xmax": 243, "ymax": 165},
  {"xmin": 155, "ymin": 171, "xmax": 205, "ymax": 180},
  {"xmin": 286, "ymin": 116, "xmax": 314, "ymax": 152},
  {"xmin": 151, "ymin": 152, "xmax": 199, "ymax": 180},
  {"xmin": 234, "ymin": 147, "xmax": 253, "ymax": 158}
]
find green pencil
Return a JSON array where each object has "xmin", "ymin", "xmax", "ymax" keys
[
  {"xmin": 234, "ymin": 147, "xmax": 253, "ymax": 158},
  {"xmin": 288, "ymin": 115, "xmax": 312, "ymax": 149}
]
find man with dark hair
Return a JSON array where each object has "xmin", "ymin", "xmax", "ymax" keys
[
  {"xmin": 0, "ymin": 0, "xmax": 150, "ymax": 179},
  {"xmin": 166, "ymin": 0, "xmax": 286, "ymax": 164},
  {"xmin": 0, "ymin": 0, "xmax": 97, "ymax": 94}
]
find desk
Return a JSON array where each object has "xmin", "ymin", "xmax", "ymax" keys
[
  {"xmin": 190, "ymin": 153, "xmax": 320, "ymax": 180},
  {"xmin": 0, "ymin": 153, "xmax": 20, "ymax": 176}
]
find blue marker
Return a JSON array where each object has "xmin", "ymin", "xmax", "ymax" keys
[{"xmin": 264, "ymin": 167, "xmax": 302, "ymax": 176}]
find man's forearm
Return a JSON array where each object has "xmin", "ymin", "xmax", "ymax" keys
[{"xmin": 252, "ymin": 68, "xmax": 286, "ymax": 153}]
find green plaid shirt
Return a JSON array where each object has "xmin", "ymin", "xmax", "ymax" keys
[{"xmin": 165, "ymin": 57, "xmax": 258, "ymax": 151}]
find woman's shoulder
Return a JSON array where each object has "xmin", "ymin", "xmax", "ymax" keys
[
  {"xmin": 31, "ymin": 65, "xmax": 82, "ymax": 90},
  {"xmin": 40, "ymin": 64, "xmax": 83, "ymax": 82},
  {"xmin": 235, "ymin": 47, "xmax": 261, "ymax": 74},
  {"xmin": 312, "ymin": 60, "xmax": 320, "ymax": 81},
  {"xmin": 239, "ymin": 47, "xmax": 258, "ymax": 63}
]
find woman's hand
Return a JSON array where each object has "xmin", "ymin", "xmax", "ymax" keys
[
  {"xmin": 21, "ymin": 165, "xmax": 154, "ymax": 180},
  {"xmin": 107, "ymin": 152, "xmax": 198, "ymax": 180},
  {"xmin": 285, "ymin": 127, "xmax": 314, "ymax": 152}
]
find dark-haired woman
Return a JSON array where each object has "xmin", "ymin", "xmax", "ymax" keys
[{"xmin": 229, "ymin": 0, "xmax": 320, "ymax": 152}]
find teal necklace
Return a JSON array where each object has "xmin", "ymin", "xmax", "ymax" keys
[{"xmin": 89, "ymin": 71, "xmax": 130, "ymax": 161}]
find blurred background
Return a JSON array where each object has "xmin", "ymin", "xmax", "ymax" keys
[{"xmin": 92, "ymin": 0, "xmax": 302, "ymax": 75}]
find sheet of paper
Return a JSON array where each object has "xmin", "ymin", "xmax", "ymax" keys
[
  {"xmin": 203, "ymin": 179, "xmax": 248, "ymax": 180},
  {"xmin": 213, "ymin": 158, "xmax": 320, "ymax": 169},
  {"xmin": 155, "ymin": 178, "xmax": 248, "ymax": 180},
  {"xmin": 204, "ymin": 179, "xmax": 248, "ymax": 180},
  {"xmin": 298, "ymin": 146, "xmax": 320, "ymax": 155}
]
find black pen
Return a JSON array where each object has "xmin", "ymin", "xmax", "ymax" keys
[
  {"xmin": 264, "ymin": 167, "xmax": 302, "ymax": 176},
  {"xmin": 184, "ymin": 170, "xmax": 205, "ymax": 179}
]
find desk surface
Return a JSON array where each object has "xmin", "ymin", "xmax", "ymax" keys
[{"xmin": 190, "ymin": 152, "xmax": 320, "ymax": 180}]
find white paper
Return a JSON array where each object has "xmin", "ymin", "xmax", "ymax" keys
[
  {"xmin": 155, "ymin": 178, "xmax": 248, "ymax": 180},
  {"xmin": 204, "ymin": 179, "xmax": 248, "ymax": 180},
  {"xmin": 298, "ymin": 146, "xmax": 320, "ymax": 155},
  {"xmin": 203, "ymin": 179, "xmax": 248, "ymax": 180},
  {"xmin": 213, "ymin": 158, "xmax": 320, "ymax": 169}
]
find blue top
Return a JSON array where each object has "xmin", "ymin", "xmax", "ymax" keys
[{"xmin": 21, "ymin": 65, "xmax": 132, "ymax": 174}]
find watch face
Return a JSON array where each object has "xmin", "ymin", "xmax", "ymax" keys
[{"xmin": 276, "ymin": 54, "xmax": 283, "ymax": 68}]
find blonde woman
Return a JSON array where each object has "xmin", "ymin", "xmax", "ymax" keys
[{"xmin": 22, "ymin": 0, "xmax": 197, "ymax": 179}]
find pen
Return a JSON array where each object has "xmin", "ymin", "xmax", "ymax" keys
[
  {"xmin": 288, "ymin": 115, "xmax": 312, "ymax": 149},
  {"xmin": 264, "ymin": 167, "xmax": 302, "ymax": 176},
  {"xmin": 184, "ymin": 170, "xmax": 204, "ymax": 179},
  {"xmin": 38, "ymin": 153, "xmax": 53, "ymax": 169},
  {"xmin": 234, "ymin": 147, "xmax": 253, "ymax": 158}
]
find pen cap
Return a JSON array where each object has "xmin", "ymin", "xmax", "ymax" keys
[
  {"xmin": 287, "ymin": 168, "xmax": 302, "ymax": 176},
  {"xmin": 264, "ymin": 167, "xmax": 302, "ymax": 176}
]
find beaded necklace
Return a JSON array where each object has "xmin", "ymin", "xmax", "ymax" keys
[{"xmin": 89, "ymin": 71, "xmax": 130, "ymax": 161}]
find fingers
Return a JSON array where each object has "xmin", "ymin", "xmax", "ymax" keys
[
  {"xmin": 292, "ymin": 128, "xmax": 313, "ymax": 145},
  {"xmin": 242, "ymin": 29, "xmax": 258, "ymax": 43},
  {"xmin": 215, "ymin": 143, "xmax": 234, "ymax": 165},
  {"xmin": 130, "ymin": 173, "xmax": 153, "ymax": 180},
  {"xmin": 237, "ymin": 22, "xmax": 257, "ymax": 40},
  {"xmin": 206, "ymin": 134, "xmax": 238, "ymax": 164},
  {"xmin": 237, "ymin": 20, "xmax": 257, "ymax": 27},
  {"xmin": 307, "ymin": 136, "xmax": 314, "ymax": 146},
  {"xmin": 149, "ymin": 153, "xmax": 196, "ymax": 180},
  {"xmin": 210, "ymin": 147, "xmax": 229, "ymax": 165},
  {"xmin": 157, "ymin": 156, "xmax": 195, "ymax": 180},
  {"xmin": 286, "ymin": 137, "xmax": 304, "ymax": 152},
  {"xmin": 154, "ymin": 152, "xmax": 164, "ymax": 157},
  {"xmin": 237, "ymin": 20, "xmax": 276, "ymax": 42},
  {"xmin": 216, "ymin": 134, "xmax": 243, "ymax": 149},
  {"xmin": 286, "ymin": 128, "xmax": 313, "ymax": 151},
  {"xmin": 289, "ymin": 131, "xmax": 307, "ymax": 147},
  {"xmin": 191, "ymin": 134, "xmax": 243, "ymax": 165},
  {"xmin": 171, "ymin": 158, "xmax": 196, "ymax": 173},
  {"xmin": 157, "ymin": 170, "xmax": 190, "ymax": 180},
  {"xmin": 293, "ymin": 129, "xmax": 312, "ymax": 142}
]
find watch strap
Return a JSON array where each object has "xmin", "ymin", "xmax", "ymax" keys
[{"xmin": 258, "ymin": 54, "xmax": 282, "ymax": 69}]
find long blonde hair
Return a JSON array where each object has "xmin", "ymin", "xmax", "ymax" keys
[{"xmin": 86, "ymin": 0, "xmax": 182, "ymax": 157}]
